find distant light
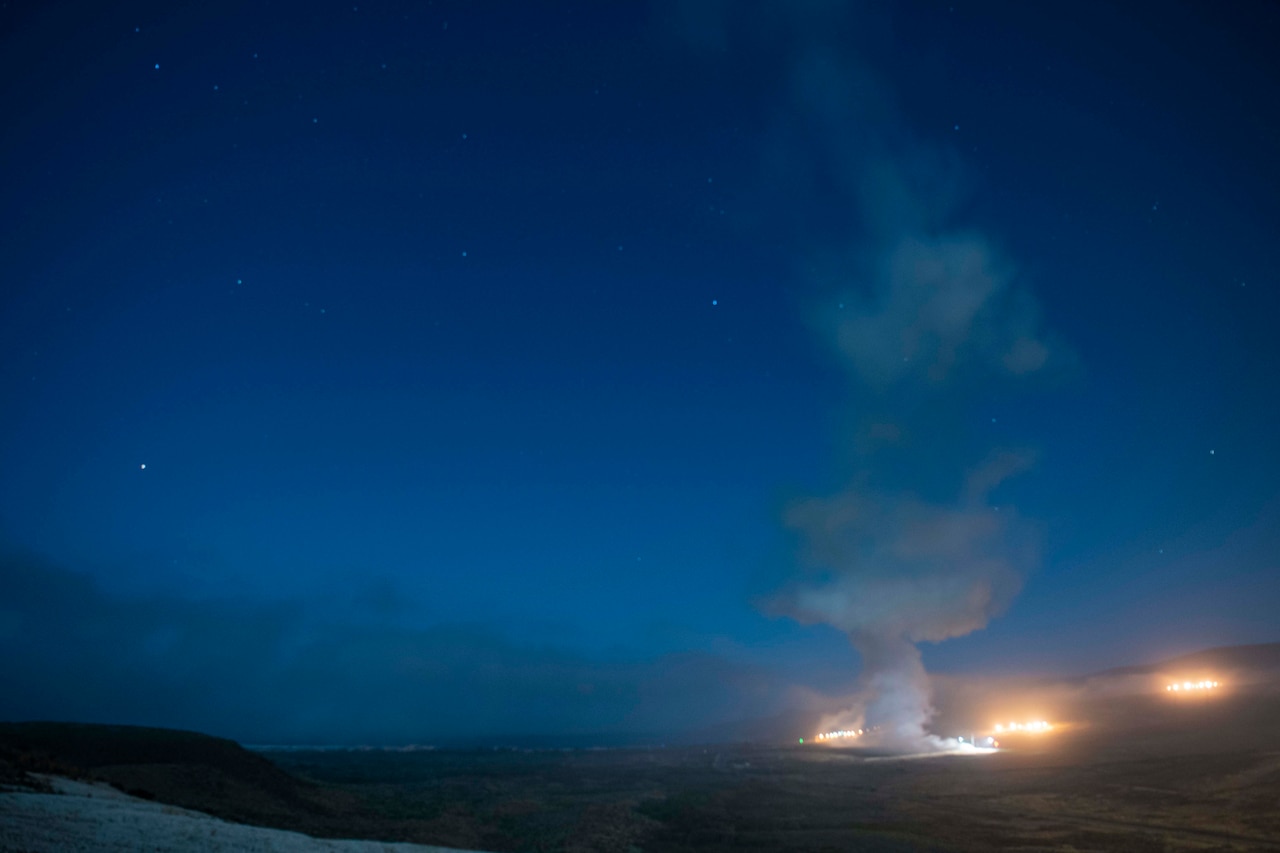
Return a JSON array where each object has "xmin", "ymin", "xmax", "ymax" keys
[
  {"xmin": 813, "ymin": 727, "xmax": 864, "ymax": 742},
  {"xmin": 798, "ymin": 738, "xmax": 804, "ymax": 744},
  {"xmin": 712, "ymin": 299, "xmax": 718, "ymax": 306},
  {"xmin": 993, "ymin": 720, "xmax": 1053, "ymax": 734},
  {"xmin": 1166, "ymin": 679, "xmax": 1220, "ymax": 693},
  {"xmin": 139, "ymin": 463, "xmax": 146, "ymax": 470},
  {"xmin": 154, "ymin": 63, "xmax": 160, "ymax": 70}
]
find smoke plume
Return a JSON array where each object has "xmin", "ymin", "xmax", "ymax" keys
[
  {"xmin": 774, "ymin": 455, "xmax": 1040, "ymax": 749},
  {"xmin": 663, "ymin": 2, "xmax": 1061, "ymax": 749}
]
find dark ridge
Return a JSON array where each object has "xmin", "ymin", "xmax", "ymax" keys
[
  {"xmin": 1154, "ymin": 642, "xmax": 1280, "ymax": 672},
  {"xmin": 0, "ymin": 722, "xmax": 289, "ymax": 779},
  {"xmin": 0, "ymin": 721, "xmax": 359, "ymax": 836},
  {"xmin": 1084, "ymin": 642, "xmax": 1280, "ymax": 680}
]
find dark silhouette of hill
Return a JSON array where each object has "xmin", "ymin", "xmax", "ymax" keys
[
  {"xmin": 1082, "ymin": 642, "xmax": 1280, "ymax": 681},
  {"xmin": 0, "ymin": 722, "xmax": 295, "ymax": 782},
  {"xmin": 0, "ymin": 722, "xmax": 362, "ymax": 835}
]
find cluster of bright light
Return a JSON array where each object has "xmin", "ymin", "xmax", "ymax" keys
[
  {"xmin": 993, "ymin": 720, "xmax": 1053, "ymax": 733},
  {"xmin": 814, "ymin": 728, "xmax": 864, "ymax": 741},
  {"xmin": 1166, "ymin": 680, "xmax": 1219, "ymax": 692}
]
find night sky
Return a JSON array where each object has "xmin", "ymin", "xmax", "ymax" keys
[{"xmin": 2, "ymin": 1, "xmax": 1278, "ymax": 745}]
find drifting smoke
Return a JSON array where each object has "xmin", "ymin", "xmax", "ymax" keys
[
  {"xmin": 774, "ymin": 456, "xmax": 1040, "ymax": 750},
  {"xmin": 664, "ymin": 3, "xmax": 1064, "ymax": 751}
]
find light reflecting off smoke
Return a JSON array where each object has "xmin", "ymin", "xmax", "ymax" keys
[
  {"xmin": 949, "ymin": 740, "xmax": 1000, "ymax": 755},
  {"xmin": 808, "ymin": 727, "xmax": 1001, "ymax": 759}
]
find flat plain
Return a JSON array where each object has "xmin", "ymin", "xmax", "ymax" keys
[{"xmin": 263, "ymin": 703, "xmax": 1280, "ymax": 853}]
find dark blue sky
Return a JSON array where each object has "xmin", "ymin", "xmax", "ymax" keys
[{"xmin": 2, "ymin": 0, "xmax": 1278, "ymax": 744}]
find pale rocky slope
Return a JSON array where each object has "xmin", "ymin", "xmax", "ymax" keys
[{"xmin": 0, "ymin": 776, "xmax": 483, "ymax": 853}]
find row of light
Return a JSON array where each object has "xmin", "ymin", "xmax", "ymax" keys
[
  {"xmin": 993, "ymin": 720, "xmax": 1053, "ymax": 733},
  {"xmin": 805, "ymin": 673, "xmax": 1226, "ymax": 746},
  {"xmin": 1166, "ymin": 680, "xmax": 1219, "ymax": 691},
  {"xmin": 814, "ymin": 728, "xmax": 864, "ymax": 741}
]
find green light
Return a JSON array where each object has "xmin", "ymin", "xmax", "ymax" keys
[{"xmin": 798, "ymin": 738, "xmax": 804, "ymax": 744}]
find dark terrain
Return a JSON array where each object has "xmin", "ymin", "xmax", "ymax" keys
[{"xmin": 3, "ymin": 645, "xmax": 1280, "ymax": 851}]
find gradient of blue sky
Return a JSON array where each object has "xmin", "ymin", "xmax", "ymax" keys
[{"xmin": 1, "ymin": 0, "xmax": 1277, "ymax": 743}]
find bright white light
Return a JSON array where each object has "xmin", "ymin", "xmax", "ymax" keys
[
  {"xmin": 992, "ymin": 720, "xmax": 1053, "ymax": 734},
  {"xmin": 1165, "ymin": 679, "xmax": 1220, "ymax": 694},
  {"xmin": 814, "ymin": 728, "xmax": 864, "ymax": 742}
]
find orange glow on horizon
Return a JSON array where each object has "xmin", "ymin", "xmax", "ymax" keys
[
  {"xmin": 992, "ymin": 720, "xmax": 1053, "ymax": 734},
  {"xmin": 1165, "ymin": 679, "xmax": 1220, "ymax": 693},
  {"xmin": 814, "ymin": 728, "xmax": 865, "ymax": 742}
]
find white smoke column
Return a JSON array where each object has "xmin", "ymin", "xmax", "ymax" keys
[
  {"xmin": 661, "ymin": 1, "xmax": 1062, "ymax": 751},
  {"xmin": 776, "ymin": 79, "xmax": 1057, "ymax": 749},
  {"xmin": 776, "ymin": 455, "xmax": 1039, "ymax": 750}
]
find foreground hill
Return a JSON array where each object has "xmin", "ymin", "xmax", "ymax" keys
[
  {"xmin": 0, "ymin": 774, "xmax": 477, "ymax": 853},
  {"xmin": 0, "ymin": 722, "xmax": 347, "ymax": 831},
  {"xmin": 0, "ymin": 723, "xmax": 512, "ymax": 849},
  {"xmin": 0, "ymin": 723, "xmax": 484, "ymax": 845}
]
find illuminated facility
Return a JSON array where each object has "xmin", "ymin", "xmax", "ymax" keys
[
  {"xmin": 993, "ymin": 720, "xmax": 1053, "ymax": 733},
  {"xmin": 1166, "ymin": 680, "xmax": 1220, "ymax": 692},
  {"xmin": 814, "ymin": 728, "xmax": 864, "ymax": 742}
]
